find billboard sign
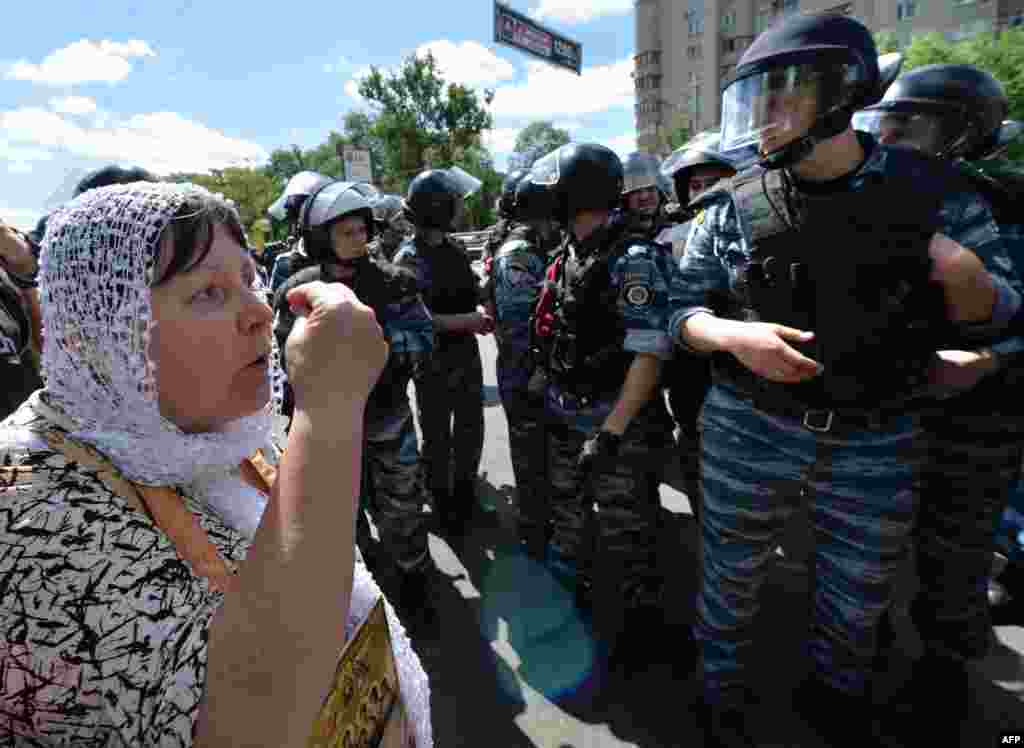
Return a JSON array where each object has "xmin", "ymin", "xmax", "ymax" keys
[
  {"xmin": 342, "ymin": 146, "xmax": 373, "ymax": 183},
  {"xmin": 494, "ymin": 1, "xmax": 582, "ymax": 75}
]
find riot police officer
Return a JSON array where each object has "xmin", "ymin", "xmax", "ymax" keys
[
  {"xmin": 267, "ymin": 171, "xmax": 334, "ymax": 294},
  {"xmin": 659, "ymin": 131, "xmax": 750, "ymax": 260},
  {"xmin": 368, "ymin": 194, "xmax": 412, "ymax": 262},
  {"xmin": 528, "ymin": 143, "xmax": 679, "ymax": 669},
  {"xmin": 492, "ymin": 176, "xmax": 560, "ymax": 557},
  {"xmin": 620, "ymin": 151, "xmax": 672, "ymax": 240},
  {"xmin": 484, "ymin": 169, "xmax": 529, "ymax": 263},
  {"xmin": 857, "ymin": 64, "xmax": 1024, "ymax": 739},
  {"xmin": 394, "ymin": 168, "xmax": 493, "ymax": 536},
  {"xmin": 667, "ymin": 14, "xmax": 1020, "ymax": 746},
  {"xmin": 279, "ymin": 179, "xmax": 436, "ymax": 616}
]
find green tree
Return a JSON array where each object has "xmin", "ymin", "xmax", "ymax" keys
[
  {"xmin": 357, "ymin": 51, "xmax": 494, "ymax": 188},
  {"xmin": 510, "ymin": 121, "xmax": 572, "ymax": 168},
  {"xmin": 874, "ymin": 31, "xmax": 901, "ymax": 55},
  {"xmin": 169, "ymin": 166, "xmax": 279, "ymax": 236},
  {"xmin": 454, "ymin": 143, "xmax": 503, "ymax": 229},
  {"xmin": 897, "ymin": 29, "xmax": 1024, "ymax": 160}
]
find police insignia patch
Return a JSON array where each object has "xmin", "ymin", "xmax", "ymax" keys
[
  {"xmin": 624, "ymin": 283, "xmax": 652, "ymax": 306},
  {"xmin": 505, "ymin": 265, "xmax": 531, "ymax": 287},
  {"xmin": 695, "ymin": 209, "xmax": 706, "ymax": 226}
]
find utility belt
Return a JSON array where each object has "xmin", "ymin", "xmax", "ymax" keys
[{"xmin": 713, "ymin": 357, "xmax": 923, "ymax": 435}]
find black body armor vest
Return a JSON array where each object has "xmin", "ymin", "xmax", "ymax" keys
[
  {"xmin": 418, "ymin": 236, "xmax": 478, "ymax": 316},
  {"xmin": 713, "ymin": 149, "xmax": 954, "ymax": 409},
  {"xmin": 546, "ymin": 224, "xmax": 636, "ymax": 399}
]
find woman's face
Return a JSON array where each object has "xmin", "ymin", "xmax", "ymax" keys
[{"xmin": 149, "ymin": 224, "xmax": 274, "ymax": 433}]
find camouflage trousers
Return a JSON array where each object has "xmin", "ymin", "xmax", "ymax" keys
[
  {"xmin": 912, "ymin": 407, "xmax": 1024, "ymax": 661},
  {"xmin": 360, "ymin": 415, "xmax": 431, "ymax": 573},
  {"xmin": 546, "ymin": 405, "xmax": 672, "ymax": 617},
  {"xmin": 697, "ymin": 384, "xmax": 924, "ymax": 705},
  {"xmin": 498, "ymin": 384, "xmax": 549, "ymax": 538},
  {"xmin": 414, "ymin": 336, "xmax": 485, "ymax": 509}
]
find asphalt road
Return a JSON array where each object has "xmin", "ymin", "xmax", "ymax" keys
[{"xmin": 333, "ymin": 334, "xmax": 1024, "ymax": 747}]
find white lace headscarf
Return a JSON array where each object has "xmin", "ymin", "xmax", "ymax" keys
[{"xmin": 38, "ymin": 182, "xmax": 284, "ymax": 523}]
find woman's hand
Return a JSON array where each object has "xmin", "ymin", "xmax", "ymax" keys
[{"xmin": 285, "ymin": 281, "xmax": 389, "ymax": 413}]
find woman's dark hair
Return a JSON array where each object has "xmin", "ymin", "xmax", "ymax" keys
[
  {"xmin": 152, "ymin": 191, "xmax": 248, "ymax": 287},
  {"xmin": 74, "ymin": 165, "xmax": 159, "ymax": 197}
]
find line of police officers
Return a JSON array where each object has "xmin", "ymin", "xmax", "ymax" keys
[{"xmin": 260, "ymin": 14, "xmax": 1024, "ymax": 746}]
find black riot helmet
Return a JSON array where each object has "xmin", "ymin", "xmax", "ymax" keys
[
  {"xmin": 854, "ymin": 64, "xmax": 1009, "ymax": 161},
  {"xmin": 73, "ymin": 164, "xmax": 159, "ymax": 196},
  {"xmin": 299, "ymin": 180, "xmax": 377, "ymax": 264},
  {"xmin": 403, "ymin": 167, "xmax": 481, "ymax": 231},
  {"xmin": 720, "ymin": 13, "xmax": 881, "ymax": 169},
  {"xmin": 499, "ymin": 169, "xmax": 528, "ymax": 218},
  {"xmin": 528, "ymin": 143, "xmax": 624, "ymax": 225},
  {"xmin": 513, "ymin": 176, "xmax": 558, "ymax": 223},
  {"xmin": 661, "ymin": 129, "xmax": 757, "ymax": 201}
]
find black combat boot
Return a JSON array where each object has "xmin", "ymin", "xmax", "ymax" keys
[
  {"xmin": 792, "ymin": 675, "xmax": 892, "ymax": 748},
  {"xmin": 697, "ymin": 693, "xmax": 758, "ymax": 748}
]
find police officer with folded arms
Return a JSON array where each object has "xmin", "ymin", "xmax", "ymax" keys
[{"xmin": 667, "ymin": 14, "xmax": 1021, "ymax": 747}]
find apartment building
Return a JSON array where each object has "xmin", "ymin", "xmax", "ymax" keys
[{"xmin": 635, "ymin": 0, "xmax": 1024, "ymax": 154}]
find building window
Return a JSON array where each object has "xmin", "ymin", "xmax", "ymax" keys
[
  {"xmin": 826, "ymin": 2, "xmax": 853, "ymax": 13},
  {"xmin": 721, "ymin": 10, "xmax": 737, "ymax": 31},
  {"xmin": 686, "ymin": 9, "xmax": 705, "ymax": 33},
  {"xmin": 722, "ymin": 38, "xmax": 737, "ymax": 53},
  {"xmin": 755, "ymin": 10, "xmax": 772, "ymax": 34},
  {"xmin": 781, "ymin": 0, "xmax": 798, "ymax": 11},
  {"xmin": 896, "ymin": 0, "xmax": 918, "ymax": 19},
  {"xmin": 1009, "ymin": 13, "xmax": 1024, "ymax": 26}
]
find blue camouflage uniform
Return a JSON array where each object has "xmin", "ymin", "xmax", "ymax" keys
[
  {"xmin": 394, "ymin": 235, "xmax": 486, "ymax": 523},
  {"xmin": 541, "ymin": 215, "xmax": 677, "ymax": 634},
  {"xmin": 911, "ymin": 164, "xmax": 1024, "ymax": 663},
  {"xmin": 493, "ymin": 225, "xmax": 554, "ymax": 547},
  {"xmin": 274, "ymin": 260, "xmax": 434, "ymax": 573},
  {"xmin": 667, "ymin": 137, "xmax": 1022, "ymax": 706}
]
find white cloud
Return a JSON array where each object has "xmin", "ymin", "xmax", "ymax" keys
[
  {"xmin": 483, "ymin": 127, "xmax": 522, "ymax": 156},
  {"xmin": 491, "ymin": 57, "xmax": 634, "ymax": 119},
  {"xmin": 0, "ymin": 106, "xmax": 268, "ymax": 176},
  {"xmin": 343, "ymin": 41, "xmax": 515, "ymax": 102},
  {"xmin": 415, "ymin": 40, "xmax": 516, "ymax": 88},
  {"xmin": 48, "ymin": 95, "xmax": 97, "ymax": 115},
  {"xmin": 605, "ymin": 132, "xmax": 637, "ymax": 158},
  {"xmin": 530, "ymin": 0, "xmax": 633, "ymax": 24},
  {"xmin": 6, "ymin": 39, "xmax": 155, "ymax": 86},
  {"xmin": 0, "ymin": 203, "xmax": 42, "ymax": 231}
]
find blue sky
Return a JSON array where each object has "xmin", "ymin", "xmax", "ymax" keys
[{"xmin": 0, "ymin": 0, "xmax": 637, "ymax": 229}]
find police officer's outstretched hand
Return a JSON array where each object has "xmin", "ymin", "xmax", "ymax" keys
[{"xmin": 726, "ymin": 321, "xmax": 823, "ymax": 384}]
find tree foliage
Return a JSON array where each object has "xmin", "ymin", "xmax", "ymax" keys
[
  {"xmin": 509, "ymin": 121, "xmax": 572, "ymax": 169},
  {"xmin": 894, "ymin": 29, "xmax": 1024, "ymax": 161},
  {"xmin": 168, "ymin": 166, "xmax": 279, "ymax": 237},
  {"xmin": 357, "ymin": 52, "xmax": 494, "ymax": 189}
]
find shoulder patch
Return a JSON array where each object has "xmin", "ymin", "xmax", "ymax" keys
[
  {"xmin": 694, "ymin": 209, "xmax": 706, "ymax": 226},
  {"xmin": 623, "ymin": 282, "xmax": 652, "ymax": 307}
]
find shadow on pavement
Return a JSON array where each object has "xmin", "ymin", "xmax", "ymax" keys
[{"xmin": 366, "ymin": 472, "xmax": 1024, "ymax": 747}]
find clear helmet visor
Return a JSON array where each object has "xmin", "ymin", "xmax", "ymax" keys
[
  {"xmin": 853, "ymin": 109, "xmax": 954, "ymax": 156},
  {"xmin": 529, "ymin": 147, "xmax": 563, "ymax": 186},
  {"xmin": 443, "ymin": 166, "xmax": 483, "ymax": 199},
  {"xmin": 267, "ymin": 170, "xmax": 332, "ymax": 220},
  {"xmin": 720, "ymin": 62, "xmax": 857, "ymax": 155},
  {"xmin": 662, "ymin": 129, "xmax": 721, "ymax": 177},
  {"xmin": 622, "ymin": 152, "xmax": 662, "ymax": 194}
]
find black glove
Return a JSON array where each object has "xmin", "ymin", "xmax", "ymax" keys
[{"xmin": 578, "ymin": 430, "xmax": 622, "ymax": 476}]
